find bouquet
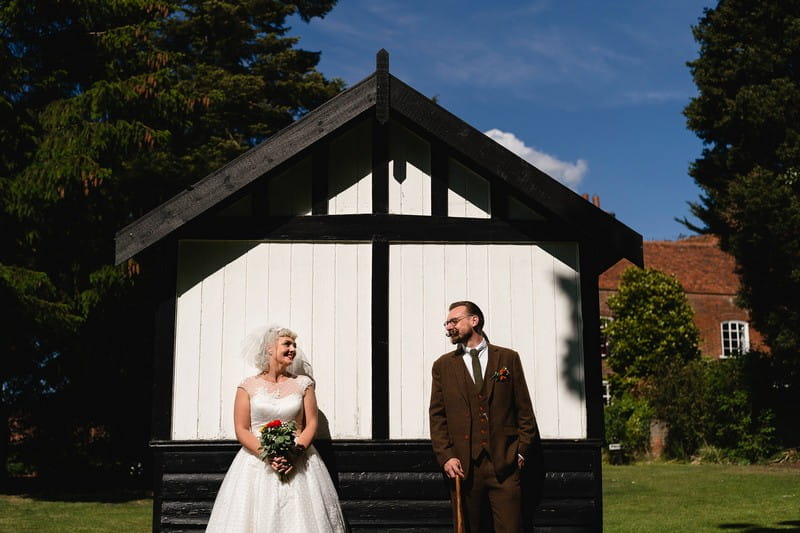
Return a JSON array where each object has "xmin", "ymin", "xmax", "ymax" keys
[{"xmin": 258, "ymin": 419, "xmax": 298, "ymax": 482}]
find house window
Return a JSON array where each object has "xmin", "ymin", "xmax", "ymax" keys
[
  {"xmin": 721, "ymin": 321, "xmax": 749, "ymax": 357},
  {"xmin": 600, "ymin": 316, "xmax": 613, "ymax": 358},
  {"xmin": 602, "ymin": 380, "xmax": 612, "ymax": 405}
]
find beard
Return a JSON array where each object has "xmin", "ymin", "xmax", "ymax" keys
[{"xmin": 447, "ymin": 329, "xmax": 470, "ymax": 345}]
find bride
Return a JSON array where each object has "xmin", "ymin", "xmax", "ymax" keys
[{"xmin": 206, "ymin": 326, "xmax": 346, "ymax": 532}]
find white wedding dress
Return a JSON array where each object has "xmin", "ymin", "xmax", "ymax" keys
[{"xmin": 206, "ymin": 374, "xmax": 346, "ymax": 532}]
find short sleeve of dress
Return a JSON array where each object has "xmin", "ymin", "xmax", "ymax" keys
[
  {"xmin": 297, "ymin": 374, "xmax": 315, "ymax": 394},
  {"xmin": 237, "ymin": 376, "xmax": 259, "ymax": 397}
]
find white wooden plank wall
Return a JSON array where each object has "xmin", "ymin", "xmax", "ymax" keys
[
  {"xmin": 388, "ymin": 243, "xmax": 586, "ymax": 440},
  {"xmin": 328, "ymin": 119, "xmax": 372, "ymax": 214},
  {"xmin": 448, "ymin": 158, "xmax": 491, "ymax": 218},
  {"xmin": 173, "ymin": 241, "xmax": 372, "ymax": 440},
  {"xmin": 389, "ymin": 122, "xmax": 432, "ymax": 215}
]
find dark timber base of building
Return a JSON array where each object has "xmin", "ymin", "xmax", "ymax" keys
[{"xmin": 152, "ymin": 439, "xmax": 602, "ymax": 532}]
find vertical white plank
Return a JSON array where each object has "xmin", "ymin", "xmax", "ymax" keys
[
  {"xmin": 243, "ymin": 244, "xmax": 269, "ymax": 377},
  {"xmin": 266, "ymin": 243, "xmax": 292, "ymax": 327},
  {"xmin": 549, "ymin": 244, "xmax": 586, "ymax": 438},
  {"xmin": 464, "ymin": 166, "xmax": 491, "ymax": 218},
  {"xmin": 447, "ymin": 161, "xmax": 467, "ymax": 218},
  {"xmin": 444, "ymin": 244, "xmax": 468, "ymax": 306},
  {"xmin": 173, "ymin": 247, "xmax": 202, "ymax": 439},
  {"xmin": 388, "ymin": 132, "xmax": 402, "ymax": 215},
  {"xmin": 508, "ymin": 246, "xmax": 537, "ymax": 416},
  {"xmin": 328, "ymin": 132, "xmax": 353, "ymax": 214},
  {"xmin": 421, "ymin": 245, "xmax": 448, "ymax": 438},
  {"xmin": 220, "ymin": 251, "xmax": 248, "ymax": 439},
  {"xmin": 333, "ymin": 244, "xmax": 358, "ymax": 436},
  {"xmin": 356, "ymin": 244, "xmax": 372, "ymax": 437},
  {"xmin": 389, "ymin": 123, "xmax": 431, "ymax": 216},
  {"xmin": 487, "ymin": 245, "xmax": 512, "ymax": 345},
  {"xmin": 402, "ymin": 245, "xmax": 426, "ymax": 437},
  {"xmin": 465, "ymin": 244, "xmax": 490, "ymax": 325},
  {"xmin": 197, "ymin": 266, "xmax": 224, "ymax": 439},
  {"xmin": 311, "ymin": 245, "xmax": 336, "ymax": 435},
  {"xmin": 328, "ymin": 120, "xmax": 372, "ymax": 214},
  {"xmin": 532, "ymin": 246, "xmax": 559, "ymax": 438},
  {"xmin": 388, "ymin": 246, "xmax": 403, "ymax": 438},
  {"xmin": 448, "ymin": 159, "xmax": 490, "ymax": 218},
  {"xmin": 290, "ymin": 243, "xmax": 314, "ymax": 357}
]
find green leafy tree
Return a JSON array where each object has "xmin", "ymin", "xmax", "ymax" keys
[
  {"xmin": 606, "ymin": 267, "xmax": 701, "ymax": 393},
  {"xmin": 605, "ymin": 267, "xmax": 701, "ymax": 459},
  {"xmin": 1, "ymin": 0, "xmax": 342, "ymax": 480},
  {"xmin": 684, "ymin": 1, "xmax": 800, "ymax": 390}
]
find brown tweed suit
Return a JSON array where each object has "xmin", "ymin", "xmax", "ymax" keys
[{"xmin": 430, "ymin": 343, "xmax": 538, "ymax": 532}]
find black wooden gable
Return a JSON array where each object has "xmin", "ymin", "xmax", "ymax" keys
[{"xmin": 115, "ymin": 50, "xmax": 642, "ymax": 271}]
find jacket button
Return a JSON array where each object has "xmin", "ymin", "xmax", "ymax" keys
[
  {"xmin": 481, "ymin": 440, "xmax": 488, "ymax": 447},
  {"xmin": 463, "ymin": 434, "xmax": 469, "ymax": 440},
  {"xmin": 478, "ymin": 394, "xmax": 484, "ymax": 400},
  {"xmin": 480, "ymin": 429, "xmax": 487, "ymax": 434}
]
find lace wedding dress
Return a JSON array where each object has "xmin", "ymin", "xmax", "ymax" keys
[{"xmin": 206, "ymin": 375, "xmax": 346, "ymax": 532}]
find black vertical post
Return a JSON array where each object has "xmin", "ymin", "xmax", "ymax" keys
[
  {"xmin": 373, "ymin": 49, "xmax": 390, "ymax": 214},
  {"xmin": 490, "ymin": 182, "xmax": 506, "ymax": 219},
  {"xmin": 431, "ymin": 140, "xmax": 448, "ymax": 216},
  {"xmin": 149, "ymin": 240, "xmax": 177, "ymax": 533},
  {"xmin": 579, "ymin": 241, "xmax": 604, "ymax": 531},
  {"xmin": 371, "ymin": 238, "xmax": 390, "ymax": 439}
]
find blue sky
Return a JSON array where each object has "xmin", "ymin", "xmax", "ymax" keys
[{"xmin": 289, "ymin": 0, "xmax": 716, "ymax": 241}]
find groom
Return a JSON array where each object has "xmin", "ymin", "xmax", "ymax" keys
[{"xmin": 429, "ymin": 301, "xmax": 538, "ymax": 532}]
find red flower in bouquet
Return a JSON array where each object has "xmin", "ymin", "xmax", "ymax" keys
[{"xmin": 258, "ymin": 419, "xmax": 298, "ymax": 482}]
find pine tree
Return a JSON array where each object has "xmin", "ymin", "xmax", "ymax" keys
[
  {"xmin": 684, "ymin": 1, "xmax": 800, "ymax": 390},
  {"xmin": 0, "ymin": 0, "xmax": 343, "ymax": 479}
]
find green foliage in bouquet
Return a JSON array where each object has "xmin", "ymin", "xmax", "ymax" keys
[{"xmin": 258, "ymin": 419, "xmax": 297, "ymax": 461}]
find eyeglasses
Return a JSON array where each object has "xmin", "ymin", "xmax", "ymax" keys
[{"xmin": 443, "ymin": 314, "xmax": 474, "ymax": 328}]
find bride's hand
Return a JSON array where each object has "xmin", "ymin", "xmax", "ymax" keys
[{"xmin": 269, "ymin": 455, "xmax": 293, "ymax": 474}]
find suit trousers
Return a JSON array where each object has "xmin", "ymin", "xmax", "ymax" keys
[{"xmin": 453, "ymin": 454, "xmax": 522, "ymax": 533}]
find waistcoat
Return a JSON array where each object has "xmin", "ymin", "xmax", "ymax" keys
[{"xmin": 467, "ymin": 379, "xmax": 490, "ymax": 460}]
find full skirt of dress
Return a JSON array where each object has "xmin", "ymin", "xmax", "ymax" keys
[{"xmin": 205, "ymin": 444, "xmax": 346, "ymax": 533}]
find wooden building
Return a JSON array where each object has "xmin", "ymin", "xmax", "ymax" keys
[{"xmin": 115, "ymin": 51, "xmax": 642, "ymax": 532}]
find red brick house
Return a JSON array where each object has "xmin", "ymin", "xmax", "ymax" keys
[{"xmin": 599, "ymin": 234, "xmax": 765, "ymax": 363}]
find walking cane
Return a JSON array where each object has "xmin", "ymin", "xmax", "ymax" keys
[{"xmin": 454, "ymin": 475, "xmax": 464, "ymax": 533}]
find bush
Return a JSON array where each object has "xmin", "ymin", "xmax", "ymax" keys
[
  {"xmin": 701, "ymin": 355, "xmax": 777, "ymax": 462},
  {"xmin": 604, "ymin": 394, "xmax": 654, "ymax": 458},
  {"xmin": 645, "ymin": 360, "xmax": 706, "ymax": 460},
  {"xmin": 640, "ymin": 355, "xmax": 777, "ymax": 463}
]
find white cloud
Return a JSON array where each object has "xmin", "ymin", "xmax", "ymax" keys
[{"xmin": 484, "ymin": 128, "xmax": 588, "ymax": 190}]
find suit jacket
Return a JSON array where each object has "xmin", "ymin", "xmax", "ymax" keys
[{"xmin": 429, "ymin": 343, "xmax": 539, "ymax": 479}]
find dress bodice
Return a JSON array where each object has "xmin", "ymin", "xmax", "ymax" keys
[{"xmin": 238, "ymin": 374, "xmax": 314, "ymax": 434}]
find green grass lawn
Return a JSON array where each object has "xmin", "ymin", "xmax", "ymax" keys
[
  {"xmin": 604, "ymin": 462, "xmax": 800, "ymax": 532},
  {"xmin": 0, "ymin": 491, "xmax": 151, "ymax": 533},
  {"xmin": 0, "ymin": 463, "xmax": 797, "ymax": 532}
]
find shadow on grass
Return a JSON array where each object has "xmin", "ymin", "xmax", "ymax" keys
[
  {"xmin": 1, "ymin": 478, "xmax": 152, "ymax": 503},
  {"xmin": 717, "ymin": 521, "xmax": 800, "ymax": 532}
]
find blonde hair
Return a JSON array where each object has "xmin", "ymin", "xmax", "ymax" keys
[{"xmin": 244, "ymin": 326, "xmax": 297, "ymax": 371}]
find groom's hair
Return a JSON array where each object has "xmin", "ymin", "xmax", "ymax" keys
[{"xmin": 449, "ymin": 300, "xmax": 485, "ymax": 335}]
